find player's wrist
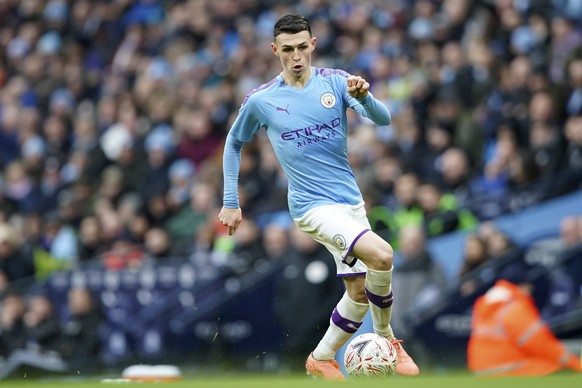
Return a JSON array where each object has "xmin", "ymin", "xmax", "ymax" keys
[{"xmin": 356, "ymin": 94, "xmax": 370, "ymax": 103}]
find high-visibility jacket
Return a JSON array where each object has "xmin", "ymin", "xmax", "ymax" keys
[{"xmin": 467, "ymin": 280, "xmax": 581, "ymax": 376}]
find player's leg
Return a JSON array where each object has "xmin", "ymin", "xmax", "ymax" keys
[
  {"xmin": 306, "ymin": 277, "xmax": 369, "ymax": 380},
  {"xmin": 296, "ymin": 203, "xmax": 418, "ymax": 377},
  {"xmin": 351, "ymin": 231, "xmax": 395, "ymax": 338},
  {"xmin": 295, "ymin": 205, "xmax": 369, "ymax": 380},
  {"xmin": 311, "ymin": 276, "xmax": 368, "ymax": 359},
  {"xmin": 352, "ymin": 231, "xmax": 420, "ymax": 376}
]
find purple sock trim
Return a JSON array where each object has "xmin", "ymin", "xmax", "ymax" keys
[
  {"xmin": 331, "ymin": 307, "xmax": 362, "ymax": 334},
  {"xmin": 365, "ymin": 289, "xmax": 394, "ymax": 308}
]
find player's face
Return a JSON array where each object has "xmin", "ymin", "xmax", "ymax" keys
[{"xmin": 272, "ymin": 31, "xmax": 316, "ymax": 81}]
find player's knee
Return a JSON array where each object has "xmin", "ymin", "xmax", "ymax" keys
[
  {"xmin": 348, "ymin": 288, "xmax": 368, "ymax": 304},
  {"xmin": 368, "ymin": 245, "xmax": 393, "ymax": 270},
  {"xmin": 344, "ymin": 276, "xmax": 367, "ymax": 303}
]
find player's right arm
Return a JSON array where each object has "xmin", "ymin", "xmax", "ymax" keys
[
  {"xmin": 219, "ymin": 95, "xmax": 262, "ymax": 235},
  {"xmin": 220, "ymin": 132, "xmax": 244, "ymax": 235}
]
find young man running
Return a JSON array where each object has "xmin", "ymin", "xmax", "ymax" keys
[{"xmin": 219, "ymin": 14, "xmax": 420, "ymax": 380}]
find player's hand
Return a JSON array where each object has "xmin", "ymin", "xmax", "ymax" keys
[
  {"xmin": 347, "ymin": 75, "xmax": 369, "ymax": 99},
  {"xmin": 218, "ymin": 207, "xmax": 242, "ymax": 236}
]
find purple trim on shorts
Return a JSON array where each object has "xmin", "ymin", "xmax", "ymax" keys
[
  {"xmin": 331, "ymin": 307, "xmax": 362, "ymax": 334},
  {"xmin": 342, "ymin": 228, "xmax": 370, "ymax": 261},
  {"xmin": 365, "ymin": 289, "xmax": 394, "ymax": 309},
  {"xmin": 337, "ymin": 272, "xmax": 366, "ymax": 278}
]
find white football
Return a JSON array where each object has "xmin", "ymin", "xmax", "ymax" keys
[{"xmin": 344, "ymin": 333, "xmax": 397, "ymax": 378}]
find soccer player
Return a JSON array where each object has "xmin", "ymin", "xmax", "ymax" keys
[{"xmin": 218, "ymin": 14, "xmax": 420, "ymax": 380}]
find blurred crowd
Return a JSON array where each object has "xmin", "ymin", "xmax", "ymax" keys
[
  {"xmin": 0, "ymin": 286, "xmax": 101, "ymax": 376},
  {"xmin": 0, "ymin": 0, "xmax": 580, "ymax": 373}
]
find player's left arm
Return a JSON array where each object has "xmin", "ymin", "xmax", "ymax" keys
[{"xmin": 346, "ymin": 75, "xmax": 391, "ymax": 126}]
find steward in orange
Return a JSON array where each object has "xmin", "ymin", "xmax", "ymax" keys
[{"xmin": 467, "ymin": 270, "xmax": 581, "ymax": 376}]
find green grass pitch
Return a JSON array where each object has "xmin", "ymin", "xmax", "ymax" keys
[{"xmin": 4, "ymin": 372, "xmax": 582, "ymax": 388}]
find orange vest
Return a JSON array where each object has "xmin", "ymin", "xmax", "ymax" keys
[{"xmin": 467, "ymin": 280, "xmax": 581, "ymax": 376}]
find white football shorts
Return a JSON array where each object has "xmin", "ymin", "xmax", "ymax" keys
[{"xmin": 293, "ymin": 201, "xmax": 370, "ymax": 277}]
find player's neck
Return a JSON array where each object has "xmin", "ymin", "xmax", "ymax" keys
[{"xmin": 281, "ymin": 66, "xmax": 312, "ymax": 88}]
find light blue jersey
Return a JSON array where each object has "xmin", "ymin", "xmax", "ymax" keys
[{"xmin": 223, "ymin": 67, "xmax": 391, "ymax": 218}]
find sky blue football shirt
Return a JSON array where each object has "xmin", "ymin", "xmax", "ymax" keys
[{"xmin": 223, "ymin": 67, "xmax": 391, "ymax": 218}]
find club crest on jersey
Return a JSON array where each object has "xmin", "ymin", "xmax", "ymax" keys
[
  {"xmin": 333, "ymin": 234, "xmax": 347, "ymax": 249},
  {"xmin": 320, "ymin": 92, "xmax": 336, "ymax": 108}
]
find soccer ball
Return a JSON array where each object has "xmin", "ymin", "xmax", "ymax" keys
[{"xmin": 344, "ymin": 333, "xmax": 397, "ymax": 378}]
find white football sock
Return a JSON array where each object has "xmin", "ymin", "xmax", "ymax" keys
[
  {"xmin": 365, "ymin": 267, "xmax": 395, "ymax": 340},
  {"xmin": 312, "ymin": 292, "xmax": 369, "ymax": 361}
]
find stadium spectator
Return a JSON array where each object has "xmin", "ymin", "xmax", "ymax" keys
[
  {"xmin": 229, "ymin": 219, "xmax": 266, "ymax": 273},
  {"xmin": 110, "ymin": 134, "xmax": 147, "ymax": 197},
  {"xmin": 416, "ymin": 182, "xmax": 477, "ymax": 238},
  {"xmin": 125, "ymin": 213, "xmax": 151, "ymax": 247},
  {"xmin": 0, "ymin": 293, "xmax": 68, "ymax": 380},
  {"xmin": 97, "ymin": 166, "xmax": 126, "ymax": 208},
  {"xmin": 525, "ymin": 216, "xmax": 582, "ymax": 315},
  {"xmin": 29, "ymin": 212, "xmax": 74, "ymax": 279},
  {"xmin": 471, "ymin": 125, "xmax": 519, "ymax": 196},
  {"xmin": 2, "ymin": 161, "xmax": 43, "ymax": 214},
  {"xmin": 391, "ymin": 108, "xmax": 426, "ymax": 177},
  {"xmin": 391, "ymin": 225, "xmax": 446, "ymax": 365},
  {"xmin": 176, "ymin": 108, "xmax": 223, "ymax": 169},
  {"xmin": 563, "ymin": 115, "xmax": 582, "ymax": 170},
  {"xmin": 562, "ymin": 56, "xmax": 582, "ymax": 119},
  {"xmin": 458, "ymin": 233, "xmax": 490, "ymax": 297},
  {"xmin": 480, "ymin": 224, "xmax": 521, "ymax": 260},
  {"xmin": 363, "ymin": 155, "xmax": 401, "ymax": 210},
  {"xmin": 549, "ymin": 14, "xmax": 582, "ymax": 84},
  {"xmin": 528, "ymin": 120, "xmax": 564, "ymax": 176},
  {"xmin": 164, "ymin": 180, "xmax": 218, "ymax": 252},
  {"xmin": 389, "ymin": 171, "xmax": 423, "ymax": 247},
  {"xmin": 0, "ymin": 223, "xmax": 35, "ymax": 288},
  {"xmin": 418, "ymin": 119, "xmax": 455, "ymax": 183},
  {"xmin": 76, "ymin": 215, "xmax": 106, "ymax": 262},
  {"xmin": 57, "ymin": 287, "xmax": 103, "ymax": 374},
  {"xmin": 252, "ymin": 136, "xmax": 293, "ymax": 229},
  {"xmin": 141, "ymin": 125, "xmax": 174, "ymax": 204},
  {"xmin": 165, "ymin": 159, "xmax": 196, "ymax": 213},
  {"xmin": 273, "ymin": 225, "xmax": 344, "ymax": 371},
  {"xmin": 467, "ymin": 263, "xmax": 582, "ymax": 376},
  {"xmin": 116, "ymin": 193, "xmax": 144, "ymax": 235},
  {"xmin": 526, "ymin": 215, "xmax": 582, "ymax": 268},
  {"xmin": 364, "ymin": 190, "xmax": 396, "ymax": 245},
  {"xmin": 435, "ymin": 146, "xmax": 473, "ymax": 203},
  {"xmin": 23, "ymin": 293, "xmax": 62, "ymax": 352},
  {"xmin": 0, "ymin": 291, "xmax": 27, "ymax": 361},
  {"xmin": 262, "ymin": 223, "xmax": 291, "ymax": 263},
  {"xmin": 143, "ymin": 227, "xmax": 179, "ymax": 260}
]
